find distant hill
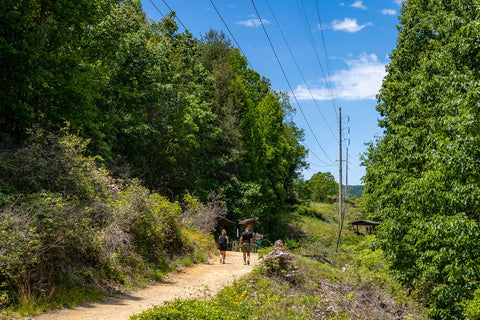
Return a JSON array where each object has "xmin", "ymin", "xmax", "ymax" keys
[{"xmin": 346, "ymin": 185, "xmax": 362, "ymax": 198}]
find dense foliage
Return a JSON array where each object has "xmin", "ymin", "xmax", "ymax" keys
[
  {"xmin": 0, "ymin": 0, "xmax": 307, "ymax": 240},
  {"xmin": 362, "ymin": 0, "xmax": 480, "ymax": 318},
  {"xmin": 0, "ymin": 131, "xmax": 215, "ymax": 313},
  {"xmin": 346, "ymin": 185, "xmax": 362, "ymax": 198},
  {"xmin": 0, "ymin": 0, "xmax": 309, "ymax": 313},
  {"xmin": 296, "ymin": 171, "xmax": 338, "ymax": 202}
]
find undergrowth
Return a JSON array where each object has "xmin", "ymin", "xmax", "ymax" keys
[
  {"xmin": 0, "ymin": 131, "xmax": 218, "ymax": 317},
  {"xmin": 132, "ymin": 201, "xmax": 426, "ymax": 319},
  {"xmin": 132, "ymin": 236, "xmax": 426, "ymax": 320}
]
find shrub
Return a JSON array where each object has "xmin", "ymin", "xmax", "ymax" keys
[
  {"xmin": 0, "ymin": 130, "xmax": 220, "ymax": 313},
  {"xmin": 0, "ymin": 191, "xmax": 98, "ymax": 306},
  {"xmin": 462, "ymin": 288, "xmax": 480, "ymax": 320},
  {"xmin": 180, "ymin": 191, "xmax": 228, "ymax": 233},
  {"xmin": 1, "ymin": 128, "xmax": 111, "ymax": 204},
  {"xmin": 130, "ymin": 299, "xmax": 239, "ymax": 320},
  {"xmin": 294, "ymin": 203, "xmax": 324, "ymax": 220},
  {"xmin": 261, "ymin": 240, "xmax": 301, "ymax": 284}
]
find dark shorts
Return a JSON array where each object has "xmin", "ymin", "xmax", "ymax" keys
[
  {"xmin": 242, "ymin": 243, "xmax": 252, "ymax": 253},
  {"xmin": 219, "ymin": 244, "xmax": 227, "ymax": 251}
]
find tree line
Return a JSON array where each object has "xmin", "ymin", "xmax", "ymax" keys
[
  {"xmin": 0, "ymin": 0, "xmax": 308, "ymax": 236},
  {"xmin": 362, "ymin": 0, "xmax": 480, "ymax": 318},
  {"xmin": 0, "ymin": 0, "xmax": 311, "ymax": 309}
]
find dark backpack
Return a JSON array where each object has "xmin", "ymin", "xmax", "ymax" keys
[{"xmin": 219, "ymin": 235, "xmax": 227, "ymax": 245}]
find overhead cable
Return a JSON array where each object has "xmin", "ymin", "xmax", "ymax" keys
[
  {"xmin": 296, "ymin": 0, "xmax": 339, "ymax": 120},
  {"xmin": 160, "ymin": 0, "xmax": 188, "ymax": 31},
  {"xmin": 250, "ymin": 0, "xmax": 336, "ymax": 165},
  {"xmin": 315, "ymin": 0, "xmax": 341, "ymax": 120},
  {"xmin": 209, "ymin": 0, "xmax": 253, "ymax": 69},
  {"xmin": 265, "ymin": 0, "xmax": 337, "ymax": 142},
  {"xmin": 148, "ymin": 0, "xmax": 166, "ymax": 19}
]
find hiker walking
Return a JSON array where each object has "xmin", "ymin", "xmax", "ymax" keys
[
  {"xmin": 239, "ymin": 227, "xmax": 253, "ymax": 265},
  {"xmin": 218, "ymin": 229, "xmax": 229, "ymax": 264}
]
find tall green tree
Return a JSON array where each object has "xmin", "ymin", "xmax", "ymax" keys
[
  {"xmin": 1, "ymin": 0, "xmax": 308, "ymax": 240},
  {"xmin": 197, "ymin": 31, "xmax": 246, "ymax": 189},
  {"xmin": 363, "ymin": 1, "xmax": 480, "ymax": 318},
  {"xmin": 0, "ymin": 0, "xmax": 117, "ymax": 142},
  {"xmin": 300, "ymin": 172, "xmax": 338, "ymax": 202}
]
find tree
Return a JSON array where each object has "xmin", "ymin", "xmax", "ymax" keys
[
  {"xmin": 0, "ymin": 0, "xmax": 308, "ymax": 240},
  {"xmin": 362, "ymin": 1, "xmax": 480, "ymax": 318},
  {"xmin": 0, "ymin": 0, "xmax": 117, "ymax": 143},
  {"xmin": 301, "ymin": 172, "xmax": 338, "ymax": 202}
]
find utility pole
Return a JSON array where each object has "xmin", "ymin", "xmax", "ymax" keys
[
  {"xmin": 336, "ymin": 111, "xmax": 350, "ymax": 252},
  {"xmin": 345, "ymin": 146, "xmax": 349, "ymax": 199},
  {"xmin": 336, "ymin": 107, "xmax": 343, "ymax": 253}
]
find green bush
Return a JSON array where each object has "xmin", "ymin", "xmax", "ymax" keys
[
  {"xmin": 462, "ymin": 288, "xmax": 480, "ymax": 320},
  {"xmin": 130, "ymin": 299, "xmax": 238, "ymax": 320},
  {"xmin": 261, "ymin": 240, "xmax": 302, "ymax": 284},
  {"xmin": 0, "ymin": 192, "xmax": 96, "ymax": 304},
  {"xmin": 294, "ymin": 204, "xmax": 324, "ymax": 220},
  {"xmin": 1, "ymin": 129, "xmax": 110, "ymax": 204},
  {"xmin": 0, "ymin": 131, "xmax": 212, "ymax": 313}
]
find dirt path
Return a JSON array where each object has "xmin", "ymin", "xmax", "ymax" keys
[{"xmin": 34, "ymin": 252, "xmax": 259, "ymax": 320}]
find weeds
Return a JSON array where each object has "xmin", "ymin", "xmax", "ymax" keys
[
  {"xmin": 131, "ymin": 205, "xmax": 426, "ymax": 320},
  {"xmin": 0, "ymin": 131, "xmax": 216, "ymax": 315}
]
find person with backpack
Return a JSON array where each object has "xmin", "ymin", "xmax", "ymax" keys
[
  {"xmin": 218, "ymin": 229, "xmax": 229, "ymax": 264},
  {"xmin": 239, "ymin": 227, "xmax": 253, "ymax": 265}
]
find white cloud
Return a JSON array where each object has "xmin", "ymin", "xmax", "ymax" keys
[
  {"xmin": 293, "ymin": 53, "xmax": 387, "ymax": 101},
  {"xmin": 351, "ymin": 1, "xmax": 367, "ymax": 9},
  {"xmin": 331, "ymin": 18, "xmax": 370, "ymax": 33},
  {"xmin": 237, "ymin": 18, "xmax": 270, "ymax": 28},
  {"xmin": 382, "ymin": 9, "xmax": 397, "ymax": 15},
  {"xmin": 393, "ymin": 0, "xmax": 403, "ymax": 5}
]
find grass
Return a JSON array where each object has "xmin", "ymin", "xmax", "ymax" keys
[
  {"xmin": 131, "ymin": 201, "xmax": 427, "ymax": 320},
  {"xmin": 132, "ymin": 245, "xmax": 426, "ymax": 319}
]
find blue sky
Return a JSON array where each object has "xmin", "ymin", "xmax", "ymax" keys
[{"xmin": 140, "ymin": 0, "xmax": 403, "ymax": 185}]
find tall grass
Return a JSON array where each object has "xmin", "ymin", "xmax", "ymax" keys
[{"xmin": 132, "ymin": 212, "xmax": 426, "ymax": 319}]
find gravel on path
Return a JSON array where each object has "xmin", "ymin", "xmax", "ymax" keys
[{"xmin": 33, "ymin": 251, "xmax": 259, "ymax": 320}]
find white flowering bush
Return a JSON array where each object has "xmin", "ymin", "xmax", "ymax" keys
[{"xmin": 261, "ymin": 240, "xmax": 301, "ymax": 283}]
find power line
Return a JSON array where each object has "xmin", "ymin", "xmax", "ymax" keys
[
  {"xmin": 265, "ymin": 0, "xmax": 337, "ymax": 142},
  {"xmin": 309, "ymin": 161, "xmax": 337, "ymax": 168},
  {"xmin": 250, "ymin": 0, "xmax": 335, "ymax": 165},
  {"xmin": 150, "ymin": 0, "xmax": 336, "ymax": 167},
  {"xmin": 159, "ymin": 0, "xmax": 188, "ymax": 31},
  {"xmin": 148, "ymin": 0, "xmax": 166, "ymax": 19},
  {"xmin": 296, "ymin": 0, "xmax": 339, "ymax": 120},
  {"xmin": 315, "ymin": 0, "xmax": 340, "ymax": 120},
  {"xmin": 209, "ymin": 0, "xmax": 253, "ymax": 69}
]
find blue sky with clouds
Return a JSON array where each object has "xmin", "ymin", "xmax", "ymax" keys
[{"xmin": 141, "ymin": 0, "xmax": 404, "ymax": 185}]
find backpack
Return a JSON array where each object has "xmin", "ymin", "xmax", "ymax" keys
[{"xmin": 219, "ymin": 235, "xmax": 227, "ymax": 245}]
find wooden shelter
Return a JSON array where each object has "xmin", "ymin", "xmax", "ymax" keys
[
  {"xmin": 348, "ymin": 220, "xmax": 381, "ymax": 235},
  {"xmin": 238, "ymin": 218, "xmax": 261, "ymax": 233},
  {"xmin": 214, "ymin": 215, "xmax": 234, "ymax": 229}
]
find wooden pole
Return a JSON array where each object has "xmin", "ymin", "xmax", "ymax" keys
[{"xmin": 336, "ymin": 107, "xmax": 343, "ymax": 253}]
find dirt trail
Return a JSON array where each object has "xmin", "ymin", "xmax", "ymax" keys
[{"xmin": 34, "ymin": 252, "xmax": 259, "ymax": 320}]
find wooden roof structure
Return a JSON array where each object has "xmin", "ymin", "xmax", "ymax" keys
[
  {"xmin": 214, "ymin": 215, "xmax": 234, "ymax": 227},
  {"xmin": 348, "ymin": 220, "xmax": 381, "ymax": 235},
  {"xmin": 238, "ymin": 218, "xmax": 261, "ymax": 233},
  {"xmin": 238, "ymin": 218, "xmax": 261, "ymax": 226},
  {"xmin": 348, "ymin": 220, "xmax": 381, "ymax": 227}
]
